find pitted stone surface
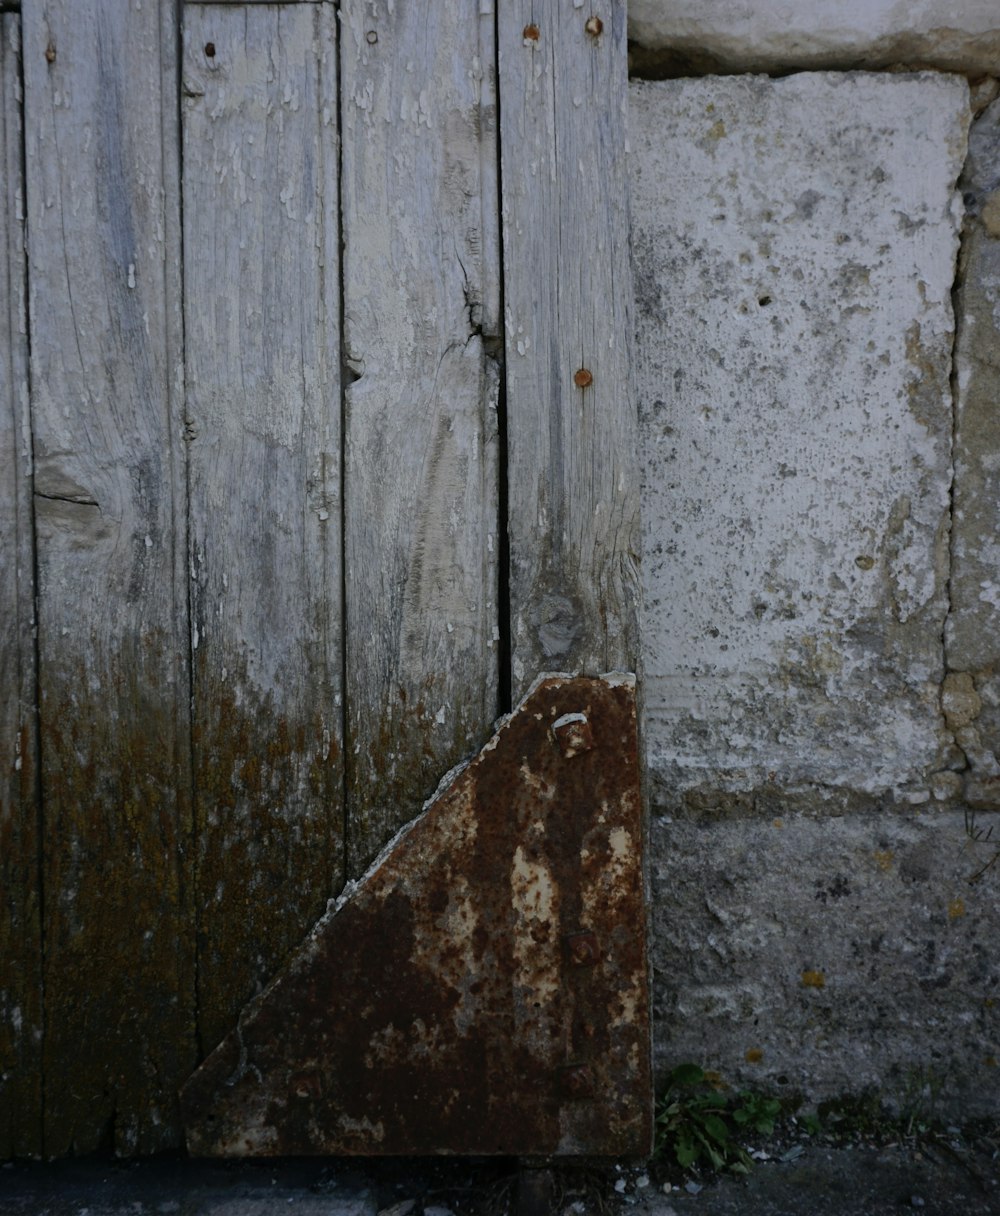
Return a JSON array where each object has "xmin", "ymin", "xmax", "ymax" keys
[
  {"xmin": 649, "ymin": 810, "xmax": 1000, "ymax": 1119},
  {"xmin": 632, "ymin": 73, "xmax": 969, "ymax": 811},
  {"xmin": 629, "ymin": 1, "xmax": 1000, "ymax": 75}
]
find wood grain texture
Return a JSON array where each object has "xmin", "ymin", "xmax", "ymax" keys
[
  {"xmin": 182, "ymin": 4, "xmax": 344, "ymax": 1057},
  {"xmin": 0, "ymin": 13, "xmax": 42, "ymax": 1160},
  {"xmin": 341, "ymin": 0, "xmax": 500, "ymax": 874},
  {"xmin": 22, "ymin": 0, "xmax": 193, "ymax": 1155},
  {"xmin": 498, "ymin": 1, "xmax": 640, "ymax": 698}
]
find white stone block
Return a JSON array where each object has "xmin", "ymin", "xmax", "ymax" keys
[
  {"xmin": 630, "ymin": 1, "xmax": 1000, "ymax": 75},
  {"xmin": 632, "ymin": 73, "xmax": 969, "ymax": 803}
]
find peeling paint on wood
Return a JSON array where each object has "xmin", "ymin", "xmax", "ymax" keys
[
  {"xmin": 181, "ymin": 4, "xmax": 344, "ymax": 1060},
  {"xmin": 182, "ymin": 675, "xmax": 651, "ymax": 1159},
  {"xmin": 0, "ymin": 13, "xmax": 42, "ymax": 1161},
  {"xmin": 22, "ymin": 0, "xmax": 194, "ymax": 1156},
  {"xmin": 499, "ymin": 0, "xmax": 640, "ymax": 698},
  {"xmin": 341, "ymin": 0, "xmax": 500, "ymax": 873}
]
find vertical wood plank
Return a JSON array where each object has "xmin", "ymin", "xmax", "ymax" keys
[
  {"xmin": 341, "ymin": 1, "xmax": 501, "ymax": 873},
  {"xmin": 0, "ymin": 13, "xmax": 42, "ymax": 1159},
  {"xmin": 498, "ymin": 1, "xmax": 640, "ymax": 697},
  {"xmin": 182, "ymin": 4, "xmax": 344, "ymax": 1056},
  {"xmin": 22, "ymin": 0, "xmax": 192, "ymax": 1155}
]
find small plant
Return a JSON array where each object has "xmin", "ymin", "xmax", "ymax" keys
[
  {"xmin": 898, "ymin": 1066, "xmax": 944, "ymax": 1136},
  {"xmin": 965, "ymin": 807, "xmax": 1000, "ymax": 882},
  {"xmin": 655, "ymin": 1064, "xmax": 780, "ymax": 1176},
  {"xmin": 732, "ymin": 1088, "xmax": 782, "ymax": 1136}
]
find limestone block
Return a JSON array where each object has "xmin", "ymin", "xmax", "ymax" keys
[
  {"xmin": 632, "ymin": 74, "xmax": 968, "ymax": 807},
  {"xmin": 629, "ymin": 1, "xmax": 1000, "ymax": 76},
  {"xmin": 650, "ymin": 812, "xmax": 1000, "ymax": 1118}
]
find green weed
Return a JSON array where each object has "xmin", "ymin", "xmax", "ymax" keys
[{"xmin": 655, "ymin": 1063, "xmax": 780, "ymax": 1176}]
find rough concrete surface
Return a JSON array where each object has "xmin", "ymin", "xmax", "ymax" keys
[
  {"xmin": 634, "ymin": 1146, "xmax": 1000, "ymax": 1216},
  {"xmin": 629, "ymin": 1, "xmax": 1000, "ymax": 76},
  {"xmin": 649, "ymin": 811, "xmax": 999, "ymax": 1117},
  {"xmin": 632, "ymin": 72, "xmax": 969, "ymax": 812},
  {"xmin": 949, "ymin": 97, "xmax": 1000, "ymax": 812}
]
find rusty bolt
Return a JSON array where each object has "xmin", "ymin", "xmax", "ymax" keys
[
  {"xmin": 44, "ymin": 42, "xmax": 56, "ymax": 64},
  {"xmin": 565, "ymin": 930, "xmax": 600, "ymax": 967},
  {"xmin": 290, "ymin": 1071, "xmax": 322, "ymax": 1099},
  {"xmin": 574, "ymin": 367, "xmax": 593, "ymax": 388},
  {"xmin": 551, "ymin": 712, "xmax": 593, "ymax": 758},
  {"xmin": 559, "ymin": 1064, "xmax": 595, "ymax": 1099},
  {"xmin": 366, "ymin": 29, "xmax": 378, "ymax": 45},
  {"xmin": 523, "ymin": 23, "xmax": 540, "ymax": 43},
  {"xmin": 204, "ymin": 42, "xmax": 216, "ymax": 59},
  {"xmin": 585, "ymin": 16, "xmax": 604, "ymax": 37}
]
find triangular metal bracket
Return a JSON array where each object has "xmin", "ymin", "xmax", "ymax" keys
[{"xmin": 182, "ymin": 674, "xmax": 651, "ymax": 1157}]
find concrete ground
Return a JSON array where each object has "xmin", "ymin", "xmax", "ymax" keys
[{"xmin": 1, "ymin": 1139, "xmax": 998, "ymax": 1216}]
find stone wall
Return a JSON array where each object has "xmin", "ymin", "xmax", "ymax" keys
[
  {"xmin": 632, "ymin": 42, "xmax": 1000, "ymax": 1116},
  {"xmin": 629, "ymin": 1, "xmax": 1000, "ymax": 76}
]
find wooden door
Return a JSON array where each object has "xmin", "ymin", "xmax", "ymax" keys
[{"xmin": 0, "ymin": 0, "xmax": 636, "ymax": 1157}]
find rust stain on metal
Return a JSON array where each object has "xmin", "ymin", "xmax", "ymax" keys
[{"xmin": 182, "ymin": 674, "xmax": 651, "ymax": 1158}]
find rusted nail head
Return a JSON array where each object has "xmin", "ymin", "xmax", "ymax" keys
[
  {"xmin": 551, "ymin": 712, "xmax": 593, "ymax": 758},
  {"xmin": 565, "ymin": 930, "xmax": 600, "ymax": 967},
  {"xmin": 44, "ymin": 42, "xmax": 56, "ymax": 64},
  {"xmin": 585, "ymin": 16, "xmax": 604, "ymax": 37},
  {"xmin": 204, "ymin": 42, "xmax": 216, "ymax": 59},
  {"xmin": 523, "ymin": 23, "xmax": 540, "ymax": 43},
  {"xmin": 574, "ymin": 367, "xmax": 593, "ymax": 389},
  {"xmin": 366, "ymin": 30, "xmax": 378, "ymax": 45},
  {"xmin": 290, "ymin": 1071, "xmax": 322, "ymax": 1099},
  {"xmin": 560, "ymin": 1064, "xmax": 595, "ymax": 1099}
]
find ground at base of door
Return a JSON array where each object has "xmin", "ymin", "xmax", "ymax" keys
[{"xmin": 1, "ymin": 1136, "xmax": 998, "ymax": 1216}]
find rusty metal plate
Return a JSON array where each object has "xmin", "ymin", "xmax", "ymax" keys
[{"xmin": 182, "ymin": 674, "xmax": 651, "ymax": 1158}]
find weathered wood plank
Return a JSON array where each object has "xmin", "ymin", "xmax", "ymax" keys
[
  {"xmin": 341, "ymin": 2, "xmax": 500, "ymax": 873},
  {"xmin": 22, "ymin": 0, "xmax": 192, "ymax": 1155},
  {"xmin": 182, "ymin": 4, "xmax": 344, "ymax": 1056},
  {"xmin": 0, "ymin": 13, "xmax": 42, "ymax": 1160},
  {"xmin": 498, "ymin": 2, "xmax": 640, "ymax": 697}
]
